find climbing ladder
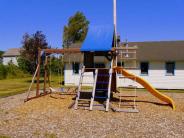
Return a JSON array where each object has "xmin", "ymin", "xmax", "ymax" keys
[
  {"xmin": 90, "ymin": 68, "xmax": 112, "ymax": 111},
  {"xmin": 74, "ymin": 67, "xmax": 113, "ymax": 112},
  {"xmin": 74, "ymin": 66, "xmax": 90, "ymax": 109},
  {"xmin": 115, "ymin": 75, "xmax": 139, "ymax": 113}
]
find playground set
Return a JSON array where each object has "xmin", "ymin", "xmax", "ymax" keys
[{"xmin": 25, "ymin": 0, "xmax": 175, "ymax": 112}]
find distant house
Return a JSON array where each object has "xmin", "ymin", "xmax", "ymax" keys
[
  {"xmin": 64, "ymin": 41, "xmax": 184, "ymax": 90},
  {"xmin": 2, "ymin": 48, "xmax": 21, "ymax": 66}
]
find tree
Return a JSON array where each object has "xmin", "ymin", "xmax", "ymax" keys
[
  {"xmin": 19, "ymin": 31, "xmax": 50, "ymax": 73},
  {"xmin": 63, "ymin": 11, "xmax": 90, "ymax": 48},
  {"xmin": 0, "ymin": 51, "xmax": 4, "ymax": 58},
  {"xmin": 0, "ymin": 51, "xmax": 4, "ymax": 64}
]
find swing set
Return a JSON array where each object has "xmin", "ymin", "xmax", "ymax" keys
[{"xmin": 25, "ymin": 47, "xmax": 81, "ymax": 102}]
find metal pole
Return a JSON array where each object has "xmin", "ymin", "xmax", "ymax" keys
[
  {"xmin": 113, "ymin": 0, "xmax": 117, "ymax": 37},
  {"xmin": 113, "ymin": 0, "xmax": 118, "ymax": 66}
]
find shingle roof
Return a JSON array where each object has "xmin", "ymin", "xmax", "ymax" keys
[
  {"xmin": 125, "ymin": 41, "xmax": 184, "ymax": 61},
  {"xmin": 64, "ymin": 41, "xmax": 184, "ymax": 61},
  {"xmin": 3, "ymin": 48, "xmax": 21, "ymax": 57}
]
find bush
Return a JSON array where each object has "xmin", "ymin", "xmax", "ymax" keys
[
  {"xmin": 0, "ymin": 64, "xmax": 7, "ymax": 80},
  {"xmin": 17, "ymin": 57, "xmax": 32, "ymax": 73},
  {"xmin": 6, "ymin": 63, "xmax": 29, "ymax": 79},
  {"xmin": 0, "ymin": 63, "xmax": 29, "ymax": 80}
]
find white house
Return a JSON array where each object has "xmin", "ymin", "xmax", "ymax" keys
[
  {"xmin": 2, "ymin": 48, "xmax": 21, "ymax": 66},
  {"xmin": 64, "ymin": 41, "xmax": 184, "ymax": 90}
]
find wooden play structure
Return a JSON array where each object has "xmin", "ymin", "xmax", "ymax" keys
[
  {"xmin": 25, "ymin": 45, "xmax": 176, "ymax": 111},
  {"xmin": 25, "ymin": 0, "xmax": 175, "ymax": 112}
]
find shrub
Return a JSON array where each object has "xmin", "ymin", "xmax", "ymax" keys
[
  {"xmin": 17, "ymin": 57, "xmax": 32, "ymax": 73},
  {"xmin": 6, "ymin": 63, "xmax": 29, "ymax": 79},
  {"xmin": 0, "ymin": 64, "xmax": 7, "ymax": 79}
]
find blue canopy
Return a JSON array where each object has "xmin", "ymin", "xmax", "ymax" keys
[{"xmin": 81, "ymin": 25, "xmax": 114, "ymax": 52}]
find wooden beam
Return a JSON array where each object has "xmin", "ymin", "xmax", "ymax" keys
[
  {"xmin": 36, "ymin": 48, "xmax": 41, "ymax": 96},
  {"xmin": 43, "ymin": 48, "xmax": 81, "ymax": 54},
  {"xmin": 112, "ymin": 47, "xmax": 138, "ymax": 51},
  {"xmin": 24, "ymin": 92, "xmax": 51, "ymax": 102},
  {"xmin": 43, "ymin": 57, "xmax": 48, "ymax": 94}
]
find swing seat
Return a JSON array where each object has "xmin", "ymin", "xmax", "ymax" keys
[
  {"xmin": 49, "ymin": 87, "xmax": 65, "ymax": 93},
  {"xmin": 49, "ymin": 87, "xmax": 57, "ymax": 92}
]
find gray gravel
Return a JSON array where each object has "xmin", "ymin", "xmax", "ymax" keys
[{"xmin": 0, "ymin": 91, "xmax": 184, "ymax": 138}]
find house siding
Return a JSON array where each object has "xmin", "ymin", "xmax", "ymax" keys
[
  {"xmin": 65, "ymin": 61, "xmax": 184, "ymax": 89},
  {"xmin": 117, "ymin": 61, "xmax": 184, "ymax": 89},
  {"xmin": 64, "ymin": 63, "xmax": 94, "ymax": 86},
  {"xmin": 3, "ymin": 56, "xmax": 19, "ymax": 66}
]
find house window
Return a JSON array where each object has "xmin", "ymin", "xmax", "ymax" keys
[
  {"xmin": 72, "ymin": 62, "xmax": 79, "ymax": 74},
  {"xmin": 140, "ymin": 62, "xmax": 149, "ymax": 75},
  {"xmin": 94, "ymin": 63, "xmax": 105, "ymax": 68},
  {"xmin": 117, "ymin": 62, "xmax": 124, "ymax": 67},
  {"xmin": 166, "ymin": 62, "xmax": 175, "ymax": 75}
]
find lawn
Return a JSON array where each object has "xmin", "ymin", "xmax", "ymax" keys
[
  {"xmin": 0, "ymin": 76, "xmax": 184, "ymax": 98},
  {"xmin": 0, "ymin": 75, "xmax": 63, "ymax": 98}
]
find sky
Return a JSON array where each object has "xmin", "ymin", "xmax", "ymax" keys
[{"xmin": 0, "ymin": 0, "xmax": 184, "ymax": 51}]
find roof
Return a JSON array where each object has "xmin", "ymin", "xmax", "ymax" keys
[
  {"xmin": 81, "ymin": 25, "xmax": 114, "ymax": 51},
  {"xmin": 3, "ymin": 48, "xmax": 21, "ymax": 57},
  {"xmin": 125, "ymin": 41, "xmax": 184, "ymax": 61},
  {"xmin": 64, "ymin": 40, "xmax": 184, "ymax": 61}
]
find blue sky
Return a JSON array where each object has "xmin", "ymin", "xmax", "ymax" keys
[{"xmin": 0, "ymin": 0, "xmax": 184, "ymax": 51}]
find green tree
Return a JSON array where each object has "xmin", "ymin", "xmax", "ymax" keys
[
  {"xmin": 0, "ymin": 51, "xmax": 4, "ymax": 58},
  {"xmin": 0, "ymin": 51, "xmax": 4, "ymax": 64},
  {"xmin": 0, "ymin": 64, "xmax": 7, "ymax": 79},
  {"xmin": 63, "ymin": 11, "xmax": 90, "ymax": 48},
  {"xmin": 19, "ymin": 31, "xmax": 50, "ymax": 73}
]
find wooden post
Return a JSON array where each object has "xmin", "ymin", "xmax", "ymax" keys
[
  {"xmin": 36, "ymin": 48, "xmax": 41, "ymax": 96},
  {"xmin": 43, "ymin": 56, "xmax": 48, "ymax": 94}
]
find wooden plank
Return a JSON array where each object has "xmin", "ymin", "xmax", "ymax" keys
[
  {"xmin": 24, "ymin": 91, "xmax": 51, "ymax": 102},
  {"xmin": 43, "ymin": 48, "xmax": 81, "ymax": 54},
  {"xmin": 36, "ymin": 48, "xmax": 41, "ymax": 96}
]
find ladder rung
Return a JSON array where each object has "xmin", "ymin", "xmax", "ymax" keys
[
  {"xmin": 119, "ymin": 104, "xmax": 138, "ymax": 106},
  {"xmin": 82, "ymin": 75, "xmax": 94, "ymax": 77},
  {"xmin": 97, "ymin": 74, "xmax": 111, "ymax": 77},
  {"xmin": 119, "ymin": 95, "xmax": 138, "ymax": 97},
  {"xmin": 78, "ymin": 99, "xmax": 91, "ymax": 102},
  {"xmin": 119, "ymin": 76, "xmax": 136, "ymax": 79},
  {"xmin": 96, "ymin": 81, "xmax": 109, "ymax": 84},
  {"xmin": 94, "ymin": 96, "xmax": 107, "ymax": 99},
  {"xmin": 126, "ymin": 86, "xmax": 137, "ymax": 88},
  {"xmin": 80, "ymin": 83, "xmax": 94, "ymax": 84},
  {"xmin": 115, "ymin": 108, "xmax": 139, "ymax": 113},
  {"xmin": 96, "ymin": 88, "xmax": 108, "ymax": 91}
]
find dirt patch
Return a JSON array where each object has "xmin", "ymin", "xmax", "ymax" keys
[{"xmin": 0, "ymin": 91, "xmax": 184, "ymax": 138}]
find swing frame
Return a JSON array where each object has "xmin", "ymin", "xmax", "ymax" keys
[{"xmin": 25, "ymin": 47, "xmax": 81, "ymax": 102}]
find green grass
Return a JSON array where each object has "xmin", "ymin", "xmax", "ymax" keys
[
  {"xmin": 0, "ymin": 135, "xmax": 11, "ymax": 138},
  {"xmin": 1, "ymin": 75, "xmax": 184, "ymax": 98},
  {"xmin": 0, "ymin": 75, "xmax": 63, "ymax": 98}
]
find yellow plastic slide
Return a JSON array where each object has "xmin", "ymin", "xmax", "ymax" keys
[{"xmin": 114, "ymin": 67, "xmax": 176, "ymax": 110}]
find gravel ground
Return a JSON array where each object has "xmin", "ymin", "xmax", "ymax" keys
[{"xmin": 0, "ymin": 91, "xmax": 184, "ymax": 138}]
